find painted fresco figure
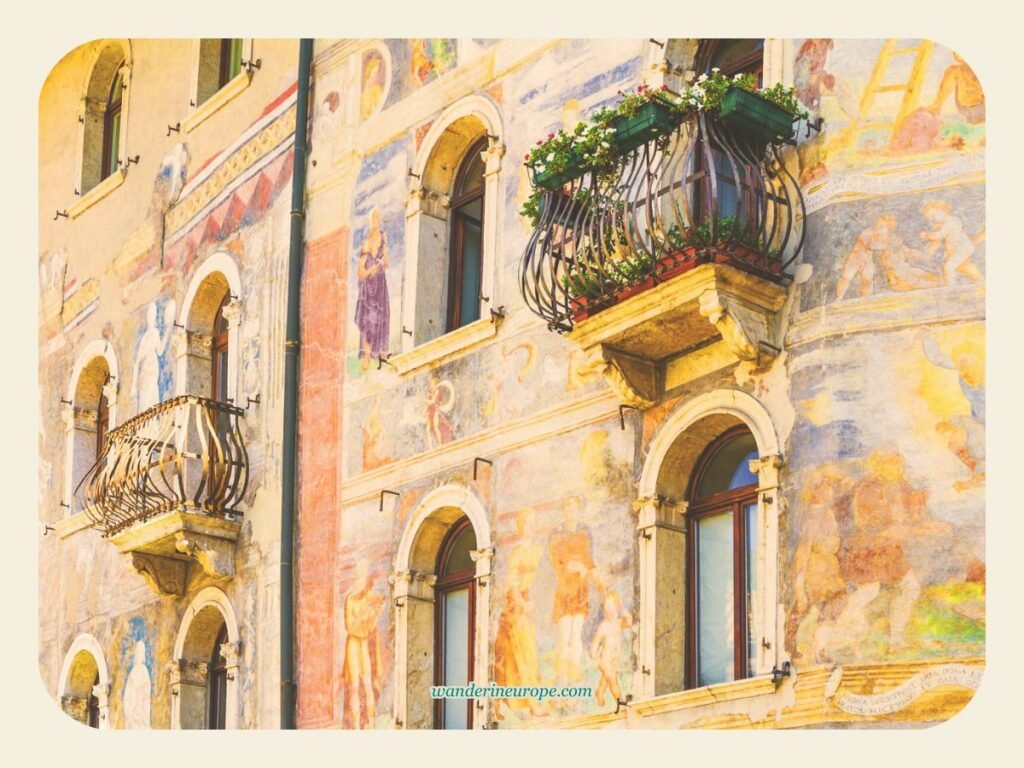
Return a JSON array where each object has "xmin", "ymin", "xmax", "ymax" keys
[
  {"xmin": 878, "ymin": 234, "xmax": 942, "ymax": 292},
  {"xmin": 787, "ymin": 464, "xmax": 853, "ymax": 663},
  {"xmin": 122, "ymin": 640, "xmax": 152, "ymax": 729},
  {"xmin": 494, "ymin": 508, "xmax": 546, "ymax": 720},
  {"xmin": 921, "ymin": 329, "xmax": 985, "ymax": 491},
  {"xmin": 422, "ymin": 376, "xmax": 455, "ymax": 448},
  {"xmin": 134, "ymin": 300, "xmax": 175, "ymax": 413},
  {"xmin": 342, "ymin": 559, "xmax": 387, "ymax": 729},
  {"xmin": 835, "ymin": 216, "xmax": 897, "ymax": 300},
  {"xmin": 354, "ymin": 209, "xmax": 390, "ymax": 372},
  {"xmin": 549, "ymin": 495, "xmax": 599, "ymax": 689},
  {"xmin": 919, "ymin": 200, "xmax": 984, "ymax": 284},
  {"xmin": 838, "ymin": 451, "xmax": 950, "ymax": 651},
  {"xmin": 589, "ymin": 591, "xmax": 631, "ymax": 708},
  {"xmin": 927, "ymin": 53, "xmax": 985, "ymax": 125}
]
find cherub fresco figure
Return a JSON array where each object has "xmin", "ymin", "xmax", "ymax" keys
[
  {"xmin": 341, "ymin": 559, "xmax": 387, "ymax": 729},
  {"xmin": 879, "ymin": 234, "xmax": 942, "ymax": 292},
  {"xmin": 421, "ymin": 376, "xmax": 455, "ymax": 448},
  {"xmin": 589, "ymin": 591, "xmax": 632, "ymax": 708},
  {"xmin": 919, "ymin": 199, "xmax": 984, "ymax": 284},
  {"xmin": 835, "ymin": 216, "xmax": 898, "ymax": 300}
]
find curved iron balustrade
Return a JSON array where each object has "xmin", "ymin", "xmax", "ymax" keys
[
  {"xmin": 77, "ymin": 394, "xmax": 249, "ymax": 537},
  {"xmin": 519, "ymin": 111, "xmax": 806, "ymax": 332}
]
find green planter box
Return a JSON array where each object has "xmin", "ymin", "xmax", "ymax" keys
[
  {"xmin": 531, "ymin": 149, "xmax": 588, "ymax": 191},
  {"xmin": 613, "ymin": 99, "xmax": 678, "ymax": 154},
  {"xmin": 718, "ymin": 87, "xmax": 797, "ymax": 145}
]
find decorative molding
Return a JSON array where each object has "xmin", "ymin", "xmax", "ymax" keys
[
  {"xmin": 576, "ymin": 346, "xmax": 655, "ymax": 410},
  {"xmin": 175, "ymin": 530, "xmax": 237, "ymax": 581},
  {"xmin": 54, "ymin": 510, "xmax": 93, "ymax": 539},
  {"xmin": 698, "ymin": 287, "xmax": 777, "ymax": 362}
]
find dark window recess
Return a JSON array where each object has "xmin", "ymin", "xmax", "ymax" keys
[
  {"xmin": 446, "ymin": 139, "xmax": 487, "ymax": 333},
  {"xmin": 206, "ymin": 623, "xmax": 229, "ymax": 729}
]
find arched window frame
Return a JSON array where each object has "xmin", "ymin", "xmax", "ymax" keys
[
  {"xmin": 175, "ymin": 252, "xmax": 243, "ymax": 405},
  {"xmin": 169, "ymin": 587, "xmax": 242, "ymax": 730},
  {"xmin": 633, "ymin": 390, "xmax": 783, "ymax": 700},
  {"xmin": 57, "ymin": 633, "xmax": 111, "ymax": 729},
  {"xmin": 396, "ymin": 96, "xmax": 505, "ymax": 371},
  {"xmin": 684, "ymin": 425, "xmax": 761, "ymax": 689},
  {"xmin": 445, "ymin": 138, "xmax": 488, "ymax": 333},
  {"xmin": 432, "ymin": 516, "xmax": 477, "ymax": 729},
  {"xmin": 391, "ymin": 484, "xmax": 493, "ymax": 729},
  {"xmin": 71, "ymin": 40, "xmax": 132, "ymax": 216},
  {"xmin": 62, "ymin": 340, "xmax": 120, "ymax": 522}
]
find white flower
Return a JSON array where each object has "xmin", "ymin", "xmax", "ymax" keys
[
  {"xmin": 535, "ymin": 164, "xmax": 546, "ymax": 172},
  {"xmin": 697, "ymin": 73, "xmax": 708, "ymax": 83},
  {"xmin": 733, "ymin": 73, "xmax": 744, "ymax": 81},
  {"xmin": 547, "ymin": 152, "xmax": 555, "ymax": 161},
  {"xmin": 601, "ymin": 141, "xmax": 610, "ymax": 148},
  {"xmin": 711, "ymin": 67, "xmax": 720, "ymax": 73}
]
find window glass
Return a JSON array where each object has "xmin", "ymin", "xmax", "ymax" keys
[
  {"xmin": 441, "ymin": 524, "xmax": 477, "ymax": 576},
  {"xmin": 441, "ymin": 587, "xmax": 470, "ymax": 729},
  {"xmin": 696, "ymin": 511, "xmax": 735, "ymax": 687},
  {"xmin": 695, "ymin": 432, "xmax": 758, "ymax": 499}
]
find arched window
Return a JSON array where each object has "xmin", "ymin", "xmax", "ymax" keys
[
  {"xmin": 693, "ymin": 39, "xmax": 766, "ymax": 227},
  {"xmin": 433, "ymin": 517, "xmax": 477, "ymax": 729},
  {"xmin": 170, "ymin": 588, "xmax": 240, "ymax": 729},
  {"xmin": 211, "ymin": 295, "xmax": 230, "ymax": 403},
  {"xmin": 401, "ymin": 98, "xmax": 504, "ymax": 356},
  {"xmin": 101, "ymin": 66, "xmax": 124, "ymax": 182},
  {"xmin": 197, "ymin": 39, "xmax": 243, "ymax": 106},
  {"xmin": 686, "ymin": 426, "xmax": 760, "ymax": 688},
  {"xmin": 64, "ymin": 346, "xmax": 118, "ymax": 516},
  {"xmin": 57, "ymin": 635, "xmax": 110, "ymax": 728},
  {"xmin": 206, "ymin": 623, "xmax": 229, "ymax": 729},
  {"xmin": 446, "ymin": 140, "xmax": 487, "ymax": 332},
  {"xmin": 79, "ymin": 42, "xmax": 130, "ymax": 196}
]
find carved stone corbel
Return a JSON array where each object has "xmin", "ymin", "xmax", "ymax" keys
[
  {"xmin": 174, "ymin": 531, "xmax": 237, "ymax": 581},
  {"xmin": 131, "ymin": 552, "xmax": 189, "ymax": 597},
  {"xmin": 699, "ymin": 288, "xmax": 779, "ymax": 363},
  {"xmin": 578, "ymin": 345, "xmax": 655, "ymax": 409},
  {"xmin": 220, "ymin": 299, "xmax": 243, "ymax": 329}
]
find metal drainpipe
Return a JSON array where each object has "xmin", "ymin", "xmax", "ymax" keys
[{"xmin": 280, "ymin": 37, "xmax": 313, "ymax": 731}]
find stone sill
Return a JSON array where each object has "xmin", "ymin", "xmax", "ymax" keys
[
  {"xmin": 183, "ymin": 72, "xmax": 253, "ymax": 133},
  {"xmin": 53, "ymin": 510, "xmax": 93, "ymax": 539},
  {"xmin": 390, "ymin": 315, "xmax": 501, "ymax": 376},
  {"xmin": 68, "ymin": 169, "xmax": 126, "ymax": 219},
  {"xmin": 630, "ymin": 673, "xmax": 777, "ymax": 718}
]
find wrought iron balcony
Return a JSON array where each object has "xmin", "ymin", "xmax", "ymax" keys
[
  {"xmin": 79, "ymin": 394, "xmax": 248, "ymax": 536},
  {"xmin": 519, "ymin": 109, "xmax": 805, "ymax": 334},
  {"xmin": 75, "ymin": 395, "xmax": 248, "ymax": 595}
]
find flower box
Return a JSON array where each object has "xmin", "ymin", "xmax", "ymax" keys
[
  {"xmin": 718, "ymin": 87, "xmax": 797, "ymax": 145},
  {"xmin": 531, "ymin": 150, "xmax": 589, "ymax": 191},
  {"xmin": 613, "ymin": 99, "xmax": 678, "ymax": 154}
]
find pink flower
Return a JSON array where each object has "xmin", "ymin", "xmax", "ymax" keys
[
  {"xmin": 536, "ymin": 140, "xmax": 543, "ymax": 145},
  {"xmin": 548, "ymin": 133, "xmax": 555, "ymax": 139}
]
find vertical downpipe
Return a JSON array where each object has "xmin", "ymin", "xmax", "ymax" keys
[{"xmin": 280, "ymin": 37, "xmax": 313, "ymax": 730}]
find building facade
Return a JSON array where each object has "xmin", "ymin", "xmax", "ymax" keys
[{"xmin": 39, "ymin": 37, "xmax": 985, "ymax": 730}]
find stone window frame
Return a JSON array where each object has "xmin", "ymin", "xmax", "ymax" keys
[
  {"xmin": 175, "ymin": 251, "xmax": 244, "ymax": 406},
  {"xmin": 69, "ymin": 39, "xmax": 133, "ymax": 218},
  {"xmin": 391, "ymin": 95, "xmax": 506, "ymax": 376},
  {"xmin": 391, "ymin": 484, "xmax": 493, "ymax": 729},
  {"xmin": 57, "ymin": 633, "xmax": 111, "ymax": 729},
  {"xmin": 169, "ymin": 587, "xmax": 242, "ymax": 730},
  {"xmin": 58, "ymin": 340, "xmax": 120, "ymax": 535},
  {"xmin": 633, "ymin": 389, "xmax": 783, "ymax": 701}
]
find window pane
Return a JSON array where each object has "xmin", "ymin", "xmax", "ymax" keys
[
  {"xmin": 745, "ymin": 502, "xmax": 759, "ymax": 677},
  {"xmin": 457, "ymin": 149, "xmax": 485, "ymax": 197},
  {"xmin": 696, "ymin": 432, "xmax": 758, "ymax": 498},
  {"xmin": 442, "ymin": 523, "xmax": 477, "ymax": 576},
  {"xmin": 107, "ymin": 111, "xmax": 121, "ymax": 177},
  {"xmin": 442, "ymin": 587, "xmax": 470, "ymax": 729},
  {"xmin": 696, "ymin": 511, "xmax": 734, "ymax": 687},
  {"xmin": 228, "ymin": 38, "xmax": 244, "ymax": 80},
  {"xmin": 458, "ymin": 216, "xmax": 482, "ymax": 327}
]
